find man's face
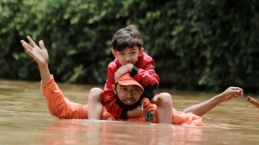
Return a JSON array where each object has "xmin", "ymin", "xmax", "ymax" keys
[
  {"xmin": 112, "ymin": 46, "xmax": 143, "ymax": 65},
  {"xmin": 113, "ymin": 83, "xmax": 143, "ymax": 105}
]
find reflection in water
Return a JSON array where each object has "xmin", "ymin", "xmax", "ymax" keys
[
  {"xmin": 41, "ymin": 120, "xmax": 203, "ymax": 145},
  {"xmin": 0, "ymin": 79, "xmax": 259, "ymax": 144}
]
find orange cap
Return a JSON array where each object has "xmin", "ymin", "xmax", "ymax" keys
[{"xmin": 117, "ymin": 73, "xmax": 144, "ymax": 91}]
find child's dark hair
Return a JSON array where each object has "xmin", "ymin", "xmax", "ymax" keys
[{"xmin": 111, "ymin": 24, "xmax": 143, "ymax": 51}]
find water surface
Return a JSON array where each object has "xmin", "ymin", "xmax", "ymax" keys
[{"xmin": 0, "ymin": 79, "xmax": 258, "ymax": 145}]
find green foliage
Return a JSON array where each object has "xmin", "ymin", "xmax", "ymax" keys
[{"xmin": 1, "ymin": 0, "xmax": 259, "ymax": 93}]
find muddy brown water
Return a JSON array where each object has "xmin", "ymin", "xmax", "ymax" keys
[{"xmin": 0, "ymin": 79, "xmax": 258, "ymax": 145}]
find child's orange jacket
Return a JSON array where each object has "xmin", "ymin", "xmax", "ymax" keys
[{"xmin": 41, "ymin": 75, "xmax": 204, "ymax": 127}]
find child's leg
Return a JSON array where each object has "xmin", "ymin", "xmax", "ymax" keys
[
  {"xmin": 87, "ymin": 88, "xmax": 103, "ymax": 119},
  {"xmin": 151, "ymin": 93, "xmax": 173, "ymax": 124}
]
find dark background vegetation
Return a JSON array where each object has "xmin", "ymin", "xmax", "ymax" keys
[{"xmin": 1, "ymin": 0, "xmax": 259, "ymax": 93}]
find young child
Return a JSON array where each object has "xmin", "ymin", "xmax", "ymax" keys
[{"xmin": 88, "ymin": 25, "xmax": 173, "ymax": 123}]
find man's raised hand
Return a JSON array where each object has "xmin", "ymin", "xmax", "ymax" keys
[{"xmin": 20, "ymin": 36, "xmax": 49, "ymax": 68}]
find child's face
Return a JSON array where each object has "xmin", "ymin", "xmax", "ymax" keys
[{"xmin": 112, "ymin": 46, "xmax": 143, "ymax": 65}]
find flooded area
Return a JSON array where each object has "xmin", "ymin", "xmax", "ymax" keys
[{"xmin": 0, "ymin": 79, "xmax": 259, "ymax": 145}]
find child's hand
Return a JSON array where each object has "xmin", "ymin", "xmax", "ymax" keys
[
  {"xmin": 21, "ymin": 36, "xmax": 49, "ymax": 68},
  {"xmin": 127, "ymin": 104, "xmax": 143, "ymax": 118},
  {"xmin": 114, "ymin": 64, "xmax": 133, "ymax": 81}
]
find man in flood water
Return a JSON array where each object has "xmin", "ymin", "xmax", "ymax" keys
[{"xmin": 20, "ymin": 36, "xmax": 243, "ymax": 126}]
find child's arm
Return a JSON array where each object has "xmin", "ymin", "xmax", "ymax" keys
[
  {"xmin": 127, "ymin": 104, "xmax": 143, "ymax": 117},
  {"xmin": 113, "ymin": 53, "xmax": 159, "ymax": 92},
  {"xmin": 132, "ymin": 53, "xmax": 159, "ymax": 87},
  {"xmin": 114, "ymin": 63, "xmax": 134, "ymax": 82},
  {"xmin": 131, "ymin": 53, "xmax": 160, "ymax": 99}
]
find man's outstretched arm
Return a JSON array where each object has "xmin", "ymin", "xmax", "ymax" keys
[
  {"xmin": 21, "ymin": 36, "xmax": 87, "ymax": 119},
  {"xmin": 183, "ymin": 87, "xmax": 243, "ymax": 116}
]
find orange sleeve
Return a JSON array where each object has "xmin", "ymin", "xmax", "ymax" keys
[
  {"xmin": 172, "ymin": 108, "xmax": 204, "ymax": 127},
  {"xmin": 41, "ymin": 75, "xmax": 88, "ymax": 119}
]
